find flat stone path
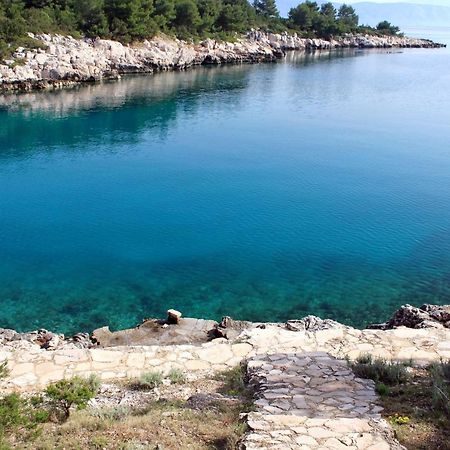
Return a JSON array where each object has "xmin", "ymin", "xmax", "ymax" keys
[
  {"xmin": 2, "ymin": 324, "xmax": 450, "ymax": 391},
  {"xmin": 241, "ymin": 352, "xmax": 401, "ymax": 450}
]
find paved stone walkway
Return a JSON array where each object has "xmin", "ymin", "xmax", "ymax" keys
[
  {"xmin": 2, "ymin": 321, "xmax": 449, "ymax": 449},
  {"xmin": 1, "ymin": 324, "xmax": 450, "ymax": 390},
  {"xmin": 241, "ymin": 352, "xmax": 402, "ymax": 450}
]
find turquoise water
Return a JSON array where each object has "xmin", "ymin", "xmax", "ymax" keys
[{"xmin": 1, "ymin": 38, "xmax": 450, "ymax": 334}]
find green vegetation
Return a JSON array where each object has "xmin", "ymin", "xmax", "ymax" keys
[
  {"xmin": 0, "ymin": 372, "xmax": 251, "ymax": 449},
  {"xmin": 0, "ymin": 393, "xmax": 49, "ymax": 446},
  {"xmin": 133, "ymin": 370, "xmax": 164, "ymax": 389},
  {"xmin": 288, "ymin": 1, "xmax": 358, "ymax": 37},
  {"xmin": 349, "ymin": 354, "xmax": 410, "ymax": 385},
  {"xmin": 350, "ymin": 357, "xmax": 450, "ymax": 449},
  {"xmin": 1, "ymin": 0, "xmax": 401, "ymax": 61},
  {"xmin": 215, "ymin": 364, "xmax": 253, "ymax": 400},
  {"xmin": 429, "ymin": 361, "xmax": 450, "ymax": 416},
  {"xmin": 0, "ymin": 362, "xmax": 9, "ymax": 380},
  {"xmin": 0, "ymin": 375, "xmax": 100, "ymax": 446},
  {"xmin": 375, "ymin": 381, "xmax": 390, "ymax": 396},
  {"xmin": 45, "ymin": 375, "xmax": 101, "ymax": 421},
  {"xmin": 385, "ymin": 363, "xmax": 450, "ymax": 449},
  {"xmin": 167, "ymin": 367, "xmax": 187, "ymax": 384},
  {"xmin": 376, "ymin": 20, "xmax": 400, "ymax": 36}
]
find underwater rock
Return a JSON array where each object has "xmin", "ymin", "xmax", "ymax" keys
[{"xmin": 368, "ymin": 304, "xmax": 450, "ymax": 330}]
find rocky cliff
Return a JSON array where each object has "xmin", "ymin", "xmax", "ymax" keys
[{"xmin": 0, "ymin": 31, "xmax": 445, "ymax": 92}]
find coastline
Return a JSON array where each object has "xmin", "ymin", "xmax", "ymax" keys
[
  {"xmin": 1, "ymin": 304, "xmax": 449, "ymax": 352},
  {"xmin": 0, "ymin": 304, "xmax": 449, "ymax": 392},
  {"xmin": 1, "ymin": 305, "xmax": 448, "ymax": 448},
  {"xmin": 0, "ymin": 31, "xmax": 445, "ymax": 93}
]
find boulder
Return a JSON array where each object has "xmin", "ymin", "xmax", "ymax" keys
[
  {"xmin": 286, "ymin": 315, "xmax": 343, "ymax": 332},
  {"xmin": 368, "ymin": 304, "xmax": 450, "ymax": 330},
  {"xmin": 208, "ymin": 316, "xmax": 253, "ymax": 340},
  {"xmin": 167, "ymin": 309, "xmax": 182, "ymax": 324}
]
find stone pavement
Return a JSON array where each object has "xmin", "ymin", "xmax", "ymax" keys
[
  {"xmin": 1, "ymin": 323, "xmax": 449, "ymax": 391},
  {"xmin": 241, "ymin": 352, "xmax": 401, "ymax": 450},
  {"xmin": 1, "ymin": 321, "xmax": 449, "ymax": 449}
]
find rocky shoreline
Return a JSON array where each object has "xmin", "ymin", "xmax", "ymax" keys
[
  {"xmin": 1, "ymin": 304, "xmax": 449, "ymax": 353},
  {"xmin": 0, "ymin": 31, "xmax": 445, "ymax": 93},
  {"xmin": 1, "ymin": 303, "xmax": 449, "ymax": 394}
]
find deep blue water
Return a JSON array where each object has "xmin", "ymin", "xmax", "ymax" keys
[{"xmin": 1, "ymin": 33, "xmax": 450, "ymax": 334}]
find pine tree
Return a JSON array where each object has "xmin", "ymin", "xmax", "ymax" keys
[
  {"xmin": 253, "ymin": 0, "xmax": 278, "ymax": 19},
  {"xmin": 337, "ymin": 4, "xmax": 358, "ymax": 33}
]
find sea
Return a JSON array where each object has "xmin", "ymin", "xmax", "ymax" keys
[{"xmin": 1, "ymin": 28, "xmax": 449, "ymax": 333}]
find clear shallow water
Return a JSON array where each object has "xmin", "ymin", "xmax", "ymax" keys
[{"xmin": 1, "ymin": 41, "xmax": 450, "ymax": 334}]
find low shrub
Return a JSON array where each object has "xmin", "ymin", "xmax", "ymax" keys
[
  {"xmin": 134, "ymin": 371, "xmax": 163, "ymax": 390},
  {"xmin": 0, "ymin": 362, "xmax": 9, "ymax": 380},
  {"xmin": 168, "ymin": 368, "xmax": 187, "ymax": 384},
  {"xmin": 45, "ymin": 375, "xmax": 100, "ymax": 421},
  {"xmin": 90, "ymin": 405, "xmax": 131, "ymax": 421},
  {"xmin": 90, "ymin": 434, "xmax": 109, "ymax": 449},
  {"xmin": 215, "ymin": 364, "xmax": 252, "ymax": 400},
  {"xmin": 428, "ymin": 361, "xmax": 450, "ymax": 416},
  {"xmin": 349, "ymin": 354, "xmax": 409, "ymax": 385},
  {"xmin": 429, "ymin": 360, "xmax": 450, "ymax": 382},
  {"xmin": 0, "ymin": 393, "xmax": 49, "ymax": 445},
  {"xmin": 375, "ymin": 382, "xmax": 390, "ymax": 397}
]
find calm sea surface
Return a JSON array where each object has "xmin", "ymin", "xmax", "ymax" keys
[{"xmin": 1, "ymin": 30, "xmax": 450, "ymax": 333}]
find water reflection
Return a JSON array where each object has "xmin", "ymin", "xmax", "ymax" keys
[
  {"xmin": 0, "ymin": 49, "xmax": 374, "ymax": 159},
  {"xmin": 1, "ymin": 45, "xmax": 450, "ymax": 333},
  {"xmin": 0, "ymin": 65, "xmax": 256, "ymax": 157}
]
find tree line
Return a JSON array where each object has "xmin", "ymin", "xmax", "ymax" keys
[{"xmin": 1, "ymin": 0, "xmax": 401, "ymax": 60}]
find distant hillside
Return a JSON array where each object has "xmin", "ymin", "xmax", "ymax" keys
[{"xmin": 276, "ymin": 1, "xmax": 450, "ymax": 27}]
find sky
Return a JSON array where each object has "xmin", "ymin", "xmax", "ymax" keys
[{"xmin": 344, "ymin": 0, "xmax": 450, "ymax": 5}]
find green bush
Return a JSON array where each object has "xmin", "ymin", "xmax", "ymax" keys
[
  {"xmin": 349, "ymin": 354, "xmax": 410, "ymax": 385},
  {"xmin": 45, "ymin": 375, "xmax": 100, "ymax": 421},
  {"xmin": 429, "ymin": 361, "xmax": 450, "ymax": 416},
  {"xmin": 134, "ymin": 371, "xmax": 163, "ymax": 389},
  {"xmin": 168, "ymin": 368, "xmax": 187, "ymax": 384},
  {"xmin": 375, "ymin": 382, "xmax": 390, "ymax": 396},
  {"xmin": 215, "ymin": 364, "xmax": 250, "ymax": 398},
  {"xmin": 376, "ymin": 20, "xmax": 400, "ymax": 36},
  {"xmin": 0, "ymin": 393, "xmax": 49, "ymax": 445}
]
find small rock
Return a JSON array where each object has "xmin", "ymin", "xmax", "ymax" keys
[{"xmin": 167, "ymin": 309, "xmax": 182, "ymax": 325}]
